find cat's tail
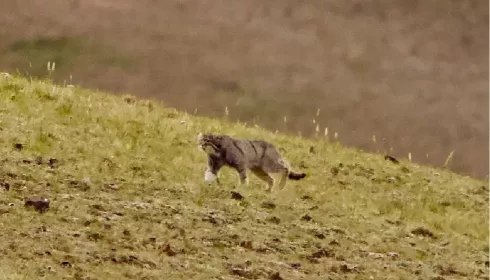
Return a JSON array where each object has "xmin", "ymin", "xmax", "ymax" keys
[{"xmin": 288, "ymin": 171, "xmax": 307, "ymax": 180}]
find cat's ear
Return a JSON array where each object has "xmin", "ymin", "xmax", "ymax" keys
[{"xmin": 197, "ymin": 132, "xmax": 203, "ymax": 141}]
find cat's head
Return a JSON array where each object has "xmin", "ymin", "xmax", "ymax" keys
[{"xmin": 197, "ymin": 132, "xmax": 222, "ymax": 155}]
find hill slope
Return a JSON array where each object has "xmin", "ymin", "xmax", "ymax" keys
[
  {"xmin": 0, "ymin": 74, "xmax": 488, "ymax": 280},
  {"xmin": 0, "ymin": 0, "xmax": 488, "ymax": 178}
]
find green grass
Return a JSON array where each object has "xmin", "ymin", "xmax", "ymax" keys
[{"xmin": 0, "ymin": 74, "xmax": 488, "ymax": 280}]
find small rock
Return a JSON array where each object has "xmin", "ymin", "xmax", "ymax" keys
[
  {"xmin": 13, "ymin": 143, "xmax": 23, "ymax": 151},
  {"xmin": 87, "ymin": 232, "xmax": 103, "ymax": 241},
  {"xmin": 159, "ymin": 243, "xmax": 176, "ymax": 256},
  {"xmin": 231, "ymin": 191, "xmax": 243, "ymax": 200},
  {"xmin": 48, "ymin": 158, "xmax": 58, "ymax": 168},
  {"xmin": 329, "ymin": 239, "xmax": 340, "ymax": 246},
  {"xmin": 261, "ymin": 201, "xmax": 276, "ymax": 209},
  {"xmin": 339, "ymin": 263, "xmax": 358, "ymax": 273},
  {"xmin": 60, "ymin": 261, "xmax": 72, "ymax": 268},
  {"xmin": 301, "ymin": 214, "xmax": 312, "ymax": 221},
  {"xmin": 384, "ymin": 155, "xmax": 399, "ymax": 164},
  {"xmin": 314, "ymin": 233, "xmax": 326, "ymax": 239},
  {"xmin": 411, "ymin": 227, "xmax": 436, "ymax": 239},
  {"xmin": 266, "ymin": 216, "xmax": 281, "ymax": 224},
  {"xmin": 35, "ymin": 156, "xmax": 43, "ymax": 165},
  {"xmin": 239, "ymin": 241, "xmax": 253, "ymax": 250},
  {"xmin": 290, "ymin": 263, "xmax": 301, "ymax": 269},
  {"xmin": 387, "ymin": 252, "xmax": 399, "ymax": 258},
  {"xmin": 24, "ymin": 197, "xmax": 50, "ymax": 213},
  {"xmin": 301, "ymin": 195, "xmax": 312, "ymax": 200},
  {"xmin": 104, "ymin": 183, "xmax": 120, "ymax": 190},
  {"xmin": 270, "ymin": 272, "xmax": 284, "ymax": 280},
  {"xmin": 309, "ymin": 146, "xmax": 315, "ymax": 154}
]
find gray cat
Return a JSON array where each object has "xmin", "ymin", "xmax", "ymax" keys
[{"xmin": 197, "ymin": 132, "xmax": 307, "ymax": 191}]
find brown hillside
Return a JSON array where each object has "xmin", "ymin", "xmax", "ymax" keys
[{"xmin": 0, "ymin": 0, "xmax": 488, "ymax": 178}]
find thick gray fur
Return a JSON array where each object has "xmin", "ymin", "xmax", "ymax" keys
[{"xmin": 197, "ymin": 132, "xmax": 306, "ymax": 191}]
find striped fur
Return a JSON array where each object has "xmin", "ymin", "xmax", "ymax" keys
[{"xmin": 197, "ymin": 133, "xmax": 306, "ymax": 191}]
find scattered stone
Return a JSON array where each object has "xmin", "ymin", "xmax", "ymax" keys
[
  {"xmin": 48, "ymin": 158, "xmax": 58, "ymax": 168},
  {"xmin": 69, "ymin": 179, "xmax": 90, "ymax": 191},
  {"xmin": 384, "ymin": 155, "xmax": 399, "ymax": 164},
  {"xmin": 13, "ymin": 143, "xmax": 23, "ymax": 151},
  {"xmin": 158, "ymin": 243, "xmax": 176, "ymax": 256},
  {"xmin": 104, "ymin": 183, "xmax": 120, "ymax": 191},
  {"xmin": 270, "ymin": 272, "xmax": 284, "ymax": 280},
  {"xmin": 35, "ymin": 156, "xmax": 43, "ymax": 165},
  {"xmin": 261, "ymin": 201, "xmax": 276, "ymax": 209},
  {"xmin": 87, "ymin": 232, "xmax": 103, "ymax": 241},
  {"xmin": 411, "ymin": 227, "xmax": 436, "ymax": 239},
  {"xmin": 309, "ymin": 146, "xmax": 315, "ymax": 153},
  {"xmin": 385, "ymin": 219, "xmax": 403, "ymax": 226},
  {"xmin": 301, "ymin": 214, "xmax": 312, "ymax": 221},
  {"xmin": 290, "ymin": 263, "xmax": 301, "ymax": 269},
  {"xmin": 331, "ymin": 167, "xmax": 340, "ymax": 176},
  {"xmin": 387, "ymin": 252, "xmax": 399, "ymax": 259},
  {"xmin": 239, "ymin": 240, "xmax": 253, "ymax": 250},
  {"xmin": 439, "ymin": 201, "xmax": 451, "ymax": 207},
  {"xmin": 314, "ymin": 233, "xmax": 326, "ymax": 239},
  {"xmin": 329, "ymin": 239, "xmax": 340, "ymax": 246},
  {"xmin": 60, "ymin": 261, "xmax": 72, "ymax": 268},
  {"xmin": 231, "ymin": 191, "xmax": 243, "ymax": 200},
  {"xmin": 24, "ymin": 197, "xmax": 50, "ymax": 213},
  {"xmin": 266, "ymin": 216, "xmax": 281, "ymax": 224},
  {"xmin": 339, "ymin": 263, "xmax": 359, "ymax": 273},
  {"xmin": 301, "ymin": 195, "xmax": 312, "ymax": 200},
  {"xmin": 1, "ymin": 181, "xmax": 10, "ymax": 191}
]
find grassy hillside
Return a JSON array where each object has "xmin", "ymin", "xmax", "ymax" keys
[
  {"xmin": 0, "ymin": 0, "xmax": 488, "ymax": 178},
  {"xmin": 0, "ymin": 74, "xmax": 488, "ymax": 280}
]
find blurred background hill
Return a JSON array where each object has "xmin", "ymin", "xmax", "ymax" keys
[{"xmin": 0, "ymin": 0, "xmax": 488, "ymax": 178}]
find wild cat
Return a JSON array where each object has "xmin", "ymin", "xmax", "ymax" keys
[{"xmin": 197, "ymin": 132, "xmax": 307, "ymax": 192}]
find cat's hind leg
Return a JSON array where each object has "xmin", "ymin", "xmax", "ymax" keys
[{"xmin": 251, "ymin": 168, "xmax": 275, "ymax": 192}]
